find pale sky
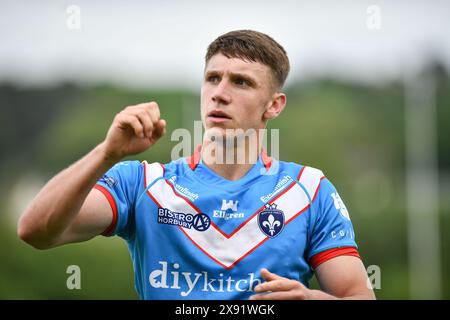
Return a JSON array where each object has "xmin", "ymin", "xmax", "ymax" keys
[{"xmin": 1, "ymin": 0, "xmax": 449, "ymax": 89}]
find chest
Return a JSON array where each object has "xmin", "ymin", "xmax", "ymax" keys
[{"xmin": 137, "ymin": 172, "xmax": 314, "ymax": 270}]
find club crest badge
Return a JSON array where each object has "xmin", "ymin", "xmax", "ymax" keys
[{"xmin": 258, "ymin": 203, "xmax": 285, "ymax": 238}]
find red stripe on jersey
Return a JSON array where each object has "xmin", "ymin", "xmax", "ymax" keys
[
  {"xmin": 94, "ymin": 184, "xmax": 118, "ymax": 236},
  {"xmin": 309, "ymin": 247, "xmax": 360, "ymax": 269},
  {"xmin": 186, "ymin": 144, "xmax": 202, "ymax": 171},
  {"xmin": 261, "ymin": 148, "xmax": 272, "ymax": 170}
]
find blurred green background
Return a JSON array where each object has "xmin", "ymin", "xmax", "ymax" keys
[
  {"xmin": 0, "ymin": 60, "xmax": 449, "ymax": 299},
  {"xmin": 1, "ymin": 0, "xmax": 450, "ymax": 300}
]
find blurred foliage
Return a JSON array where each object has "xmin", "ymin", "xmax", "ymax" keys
[{"xmin": 0, "ymin": 61, "xmax": 449, "ymax": 299}]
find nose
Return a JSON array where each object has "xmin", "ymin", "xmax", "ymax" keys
[{"xmin": 212, "ymin": 79, "xmax": 231, "ymax": 105}]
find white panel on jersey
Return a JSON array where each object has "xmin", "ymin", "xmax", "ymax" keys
[{"xmin": 144, "ymin": 162, "xmax": 324, "ymax": 269}]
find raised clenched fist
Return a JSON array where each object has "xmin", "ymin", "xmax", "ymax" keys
[{"xmin": 102, "ymin": 102, "xmax": 166, "ymax": 161}]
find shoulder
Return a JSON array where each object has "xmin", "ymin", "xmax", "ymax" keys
[
  {"xmin": 276, "ymin": 160, "xmax": 331, "ymax": 201},
  {"xmin": 289, "ymin": 162, "xmax": 343, "ymax": 206},
  {"xmin": 277, "ymin": 160, "xmax": 325, "ymax": 182},
  {"xmin": 141, "ymin": 157, "xmax": 189, "ymax": 182},
  {"xmin": 103, "ymin": 160, "xmax": 143, "ymax": 180}
]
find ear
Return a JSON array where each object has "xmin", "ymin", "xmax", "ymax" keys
[{"xmin": 263, "ymin": 92, "xmax": 286, "ymax": 121}]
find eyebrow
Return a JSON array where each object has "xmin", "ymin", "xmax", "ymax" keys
[{"xmin": 205, "ymin": 70, "xmax": 259, "ymax": 87}]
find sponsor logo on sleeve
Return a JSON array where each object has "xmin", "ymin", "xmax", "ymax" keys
[
  {"xmin": 331, "ymin": 192, "xmax": 350, "ymax": 220},
  {"xmin": 99, "ymin": 175, "xmax": 117, "ymax": 188}
]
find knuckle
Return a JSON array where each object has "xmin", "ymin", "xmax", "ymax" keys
[
  {"xmin": 149, "ymin": 102, "xmax": 160, "ymax": 114},
  {"xmin": 115, "ymin": 113, "xmax": 126, "ymax": 122},
  {"xmin": 145, "ymin": 110, "xmax": 153, "ymax": 119},
  {"xmin": 130, "ymin": 117, "xmax": 138, "ymax": 125},
  {"xmin": 136, "ymin": 110, "xmax": 146, "ymax": 118}
]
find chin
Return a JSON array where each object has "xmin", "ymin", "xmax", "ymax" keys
[{"xmin": 204, "ymin": 127, "xmax": 227, "ymax": 142}]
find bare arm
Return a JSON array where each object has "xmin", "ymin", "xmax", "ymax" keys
[
  {"xmin": 313, "ymin": 255, "xmax": 376, "ymax": 299},
  {"xmin": 18, "ymin": 102, "xmax": 166, "ymax": 249},
  {"xmin": 249, "ymin": 256, "xmax": 375, "ymax": 300}
]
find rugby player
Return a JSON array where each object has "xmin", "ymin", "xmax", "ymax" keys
[{"xmin": 18, "ymin": 30, "xmax": 375, "ymax": 300}]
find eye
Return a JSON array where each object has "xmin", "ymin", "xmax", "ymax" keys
[
  {"xmin": 234, "ymin": 78, "xmax": 248, "ymax": 86},
  {"xmin": 207, "ymin": 75, "xmax": 220, "ymax": 83}
]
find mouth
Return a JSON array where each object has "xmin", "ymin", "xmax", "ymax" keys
[{"xmin": 207, "ymin": 110, "xmax": 232, "ymax": 123}]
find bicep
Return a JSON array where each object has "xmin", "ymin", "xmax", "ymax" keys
[
  {"xmin": 53, "ymin": 188, "xmax": 114, "ymax": 246},
  {"xmin": 314, "ymin": 255, "xmax": 376, "ymax": 299}
]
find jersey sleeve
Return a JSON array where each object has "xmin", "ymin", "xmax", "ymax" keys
[
  {"xmin": 306, "ymin": 177, "xmax": 360, "ymax": 269},
  {"xmin": 94, "ymin": 160, "xmax": 142, "ymax": 239}
]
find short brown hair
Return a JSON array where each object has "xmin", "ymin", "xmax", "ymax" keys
[{"xmin": 205, "ymin": 30, "xmax": 290, "ymax": 90}]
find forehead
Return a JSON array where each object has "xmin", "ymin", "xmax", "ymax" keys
[{"xmin": 205, "ymin": 53, "xmax": 271, "ymax": 79}]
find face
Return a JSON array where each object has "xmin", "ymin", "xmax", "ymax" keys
[{"xmin": 200, "ymin": 53, "xmax": 284, "ymax": 138}]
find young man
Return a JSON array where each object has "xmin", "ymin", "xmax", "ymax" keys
[{"xmin": 18, "ymin": 30, "xmax": 375, "ymax": 300}]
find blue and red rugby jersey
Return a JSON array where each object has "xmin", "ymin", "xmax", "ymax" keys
[{"xmin": 94, "ymin": 146, "xmax": 360, "ymax": 299}]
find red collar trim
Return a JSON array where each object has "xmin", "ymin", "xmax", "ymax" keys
[
  {"xmin": 185, "ymin": 145, "xmax": 272, "ymax": 171},
  {"xmin": 186, "ymin": 144, "xmax": 202, "ymax": 171},
  {"xmin": 261, "ymin": 148, "xmax": 273, "ymax": 170}
]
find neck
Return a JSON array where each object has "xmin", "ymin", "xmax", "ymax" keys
[{"xmin": 201, "ymin": 138, "xmax": 262, "ymax": 181}]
